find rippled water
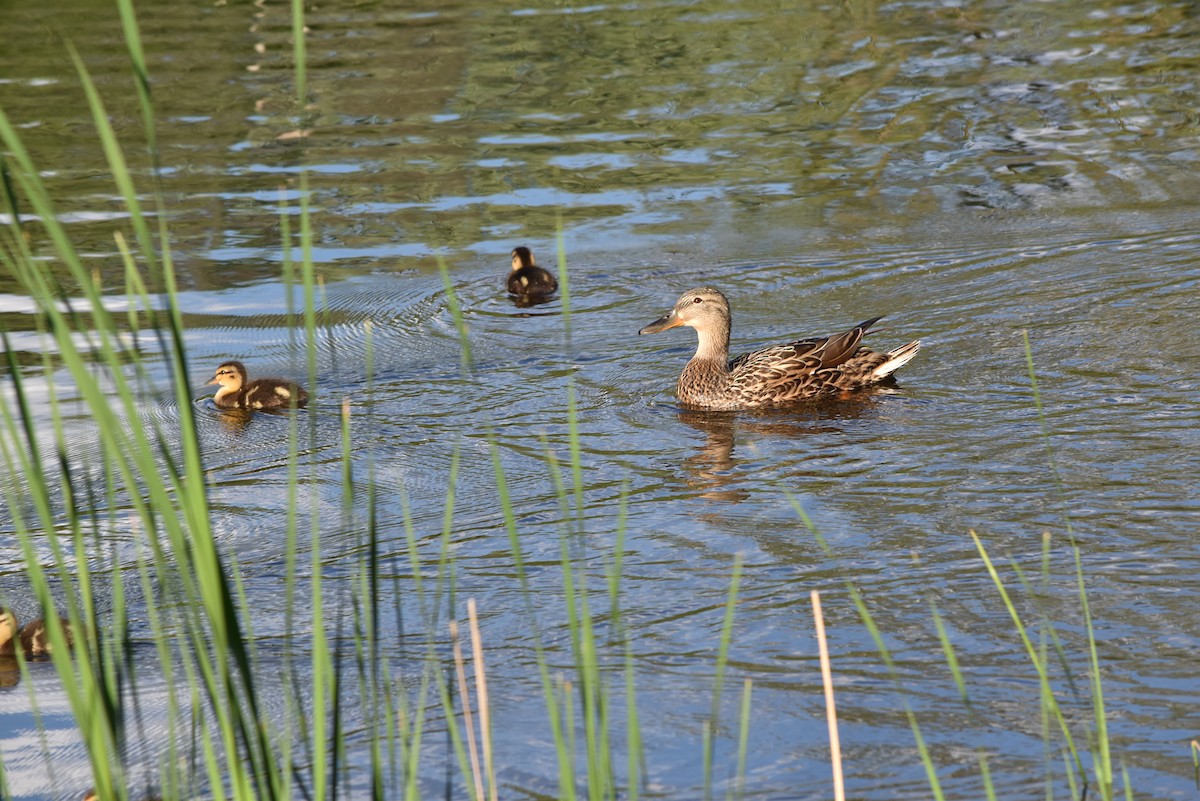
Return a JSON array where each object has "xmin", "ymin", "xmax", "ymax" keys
[{"xmin": 2, "ymin": 0, "xmax": 1199, "ymax": 799}]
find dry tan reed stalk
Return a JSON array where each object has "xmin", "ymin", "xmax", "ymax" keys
[
  {"xmin": 468, "ymin": 598, "xmax": 497, "ymax": 801},
  {"xmin": 811, "ymin": 590, "xmax": 845, "ymax": 801},
  {"xmin": 450, "ymin": 619, "xmax": 486, "ymax": 801}
]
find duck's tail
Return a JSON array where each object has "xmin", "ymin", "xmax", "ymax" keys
[{"xmin": 872, "ymin": 339, "xmax": 921, "ymax": 379}]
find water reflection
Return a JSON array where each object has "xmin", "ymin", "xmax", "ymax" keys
[
  {"xmin": 211, "ymin": 407, "xmax": 256, "ymax": 436},
  {"xmin": 509, "ymin": 293, "xmax": 557, "ymax": 311},
  {"xmin": 677, "ymin": 394, "xmax": 898, "ymax": 503},
  {"xmin": 676, "ymin": 410, "xmax": 748, "ymax": 503},
  {"xmin": 0, "ymin": 660, "xmax": 18, "ymax": 688}
]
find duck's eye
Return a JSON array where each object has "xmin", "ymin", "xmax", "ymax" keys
[{"xmin": 692, "ymin": 297, "xmax": 703, "ymax": 304}]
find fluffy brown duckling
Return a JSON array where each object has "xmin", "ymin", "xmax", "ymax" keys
[
  {"xmin": 639, "ymin": 286, "xmax": 920, "ymax": 410},
  {"xmin": 206, "ymin": 360, "xmax": 308, "ymax": 410},
  {"xmin": 0, "ymin": 607, "xmax": 75, "ymax": 659},
  {"xmin": 507, "ymin": 246, "xmax": 558, "ymax": 299}
]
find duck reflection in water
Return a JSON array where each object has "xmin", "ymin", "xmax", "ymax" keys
[
  {"xmin": 677, "ymin": 396, "xmax": 897, "ymax": 503},
  {"xmin": 677, "ymin": 411, "xmax": 751, "ymax": 503},
  {"xmin": 212, "ymin": 406, "xmax": 256, "ymax": 435}
]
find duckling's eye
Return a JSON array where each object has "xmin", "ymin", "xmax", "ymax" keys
[{"xmin": 692, "ymin": 297, "xmax": 702, "ymax": 304}]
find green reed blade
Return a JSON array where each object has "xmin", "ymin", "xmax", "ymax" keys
[
  {"xmin": 788, "ymin": 492, "xmax": 944, "ymax": 801},
  {"xmin": 850, "ymin": 584, "xmax": 945, "ymax": 801},
  {"xmin": 556, "ymin": 221, "xmax": 571, "ymax": 333},
  {"xmin": 1063, "ymin": 748, "xmax": 1077, "ymax": 800},
  {"xmin": 929, "ymin": 600, "xmax": 970, "ymax": 708},
  {"xmin": 623, "ymin": 637, "xmax": 644, "ymax": 801},
  {"xmin": 978, "ymin": 749, "xmax": 997, "ymax": 801},
  {"xmin": 291, "ymin": 0, "xmax": 308, "ymax": 105},
  {"xmin": 971, "ymin": 532, "xmax": 1084, "ymax": 785},
  {"xmin": 486, "ymin": 434, "xmax": 578, "ymax": 800},
  {"xmin": 565, "ymin": 377, "xmax": 585, "ymax": 534},
  {"xmin": 435, "ymin": 651, "xmax": 479, "ymax": 801},
  {"xmin": 734, "ymin": 678, "xmax": 753, "ymax": 801},
  {"xmin": 114, "ymin": 0, "xmax": 156, "ymax": 160},
  {"xmin": 436, "ymin": 254, "xmax": 474, "ymax": 370},
  {"xmin": 705, "ymin": 553, "xmax": 743, "ymax": 799}
]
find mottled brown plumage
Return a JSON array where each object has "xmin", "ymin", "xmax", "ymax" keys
[
  {"xmin": 639, "ymin": 287, "xmax": 920, "ymax": 410},
  {"xmin": 207, "ymin": 360, "xmax": 308, "ymax": 410},
  {"xmin": 507, "ymin": 246, "xmax": 558, "ymax": 298}
]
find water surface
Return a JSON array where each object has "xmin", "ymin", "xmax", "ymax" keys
[{"xmin": 2, "ymin": 0, "xmax": 1199, "ymax": 799}]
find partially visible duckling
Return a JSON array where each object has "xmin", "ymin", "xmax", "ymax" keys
[
  {"xmin": 19, "ymin": 616, "xmax": 74, "ymax": 657},
  {"xmin": 0, "ymin": 607, "xmax": 74, "ymax": 659},
  {"xmin": 206, "ymin": 360, "xmax": 308, "ymax": 410},
  {"xmin": 507, "ymin": 246, "xmax": 558, "ymax": 299}
]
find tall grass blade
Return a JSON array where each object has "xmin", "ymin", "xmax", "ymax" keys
[
  {"xmin": 450, "ymin": 619, "xmax": 485, "ymax": 801},
  {"xmin": 467, "ymin": 600, "xmax": 498, "ymax": 801},
  {"xmin": 291, "ymin": 0, "xmax": 308, "ymax": 104},
  {"xmin": 978, "ymin": 749, "xmax": 997, "ymax": 801},
  {"xmin": 970, "ymin": 532, "xmax": 1085, "ymax": 789},
  {"xmin": 436, "ymin": 255, "xmax": 473, "ymax": 370},
  {"xmin": 788, "ymin": 493, "xmax": 944, "ymax": 801},
  {"xmin": 929, "ymin": 600, "xmax": 970, "ymax": 708},
  {"xmin": 811, "ymin": 590, "xmax": 845, "ymax": 801},
  {"xmin": 704, "ymin": 554, "xmax": 743, "ymax": 799},
  {"xmin": 733, "ymin": 678, "xmax": 752, "ymax": 801}
]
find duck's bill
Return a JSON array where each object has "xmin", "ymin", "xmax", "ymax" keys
[
  {"xmin": 205, "ymin": 376, "xmax": 219, "ymax": 385},
  {"xmin": 639, "ymin": 313, "xmax": 681, "ymax": 335}
]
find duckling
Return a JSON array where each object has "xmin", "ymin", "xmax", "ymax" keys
[
  {"xmin": 507, "ymin": 246, "xmax": 558, "ymax": 299},
  {"xmin": 206, "ymin": 360, "xmax": 308, "ymax": 410},
  {"xmin": 19, "ymin": 616, "xmax": 74, "ymax": 657},
  {"xmin": 0, "ymin": 607, "xmax": 74, "ymax": 658},
  {"xmin": 639, "ymin": 286, "xmax": 920, "ymax": 410}
]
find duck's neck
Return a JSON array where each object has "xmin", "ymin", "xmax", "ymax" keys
[{"xmin": 691, "ymin": 320, "xmax": 731, "ymax": 367}]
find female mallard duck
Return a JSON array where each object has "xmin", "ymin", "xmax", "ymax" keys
[
  {"xmin": 207, "ymin": 360, "xmax": 308, "ymax": 410},
  {"xmin": 639, "ymin": 287, "xmax": 920, "ymax": 410},
  {"xmin": 0, "ymin": 607, "xmax": 74, "ymax": 658},
  {"xmin": 507, "ymin": 246, "xmax": 558, "ymax": 298}
]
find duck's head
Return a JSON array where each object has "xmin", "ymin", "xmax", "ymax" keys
[
  {"xmin": 511, "ymin": 246, "xmax": 535, "ymax": 271},
  {"xmin": 0, "ymin": 607, "xmax": 17, "ymax": 657},
  {"xmin": 207, "ymin": 361, "xmax": 247, "ymax": 391},
  {"xmin": 639, "ymin": 287, "xmax": 730, "ymax": 335}
]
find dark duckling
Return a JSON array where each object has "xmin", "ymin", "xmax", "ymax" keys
[
  {"xmin": 207, "ymin": 360, "xmax": 308, "ymax": 410},
  {"xmin": 506, "ymin": 246, "xmax": 558, "ymax": 299}
]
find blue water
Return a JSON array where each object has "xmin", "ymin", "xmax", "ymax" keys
[{"xmin": 2, "ymin": 1, "xmax": 1199, "ymax": 798}]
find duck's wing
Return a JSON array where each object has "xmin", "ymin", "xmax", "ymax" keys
[
  {"xmin": 726, "ymin": 317, "xmax": 885, "ymax": 401},
  {"xmin": 728, "ymin": 317, "xmax": 881, "ymax": 372}
]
